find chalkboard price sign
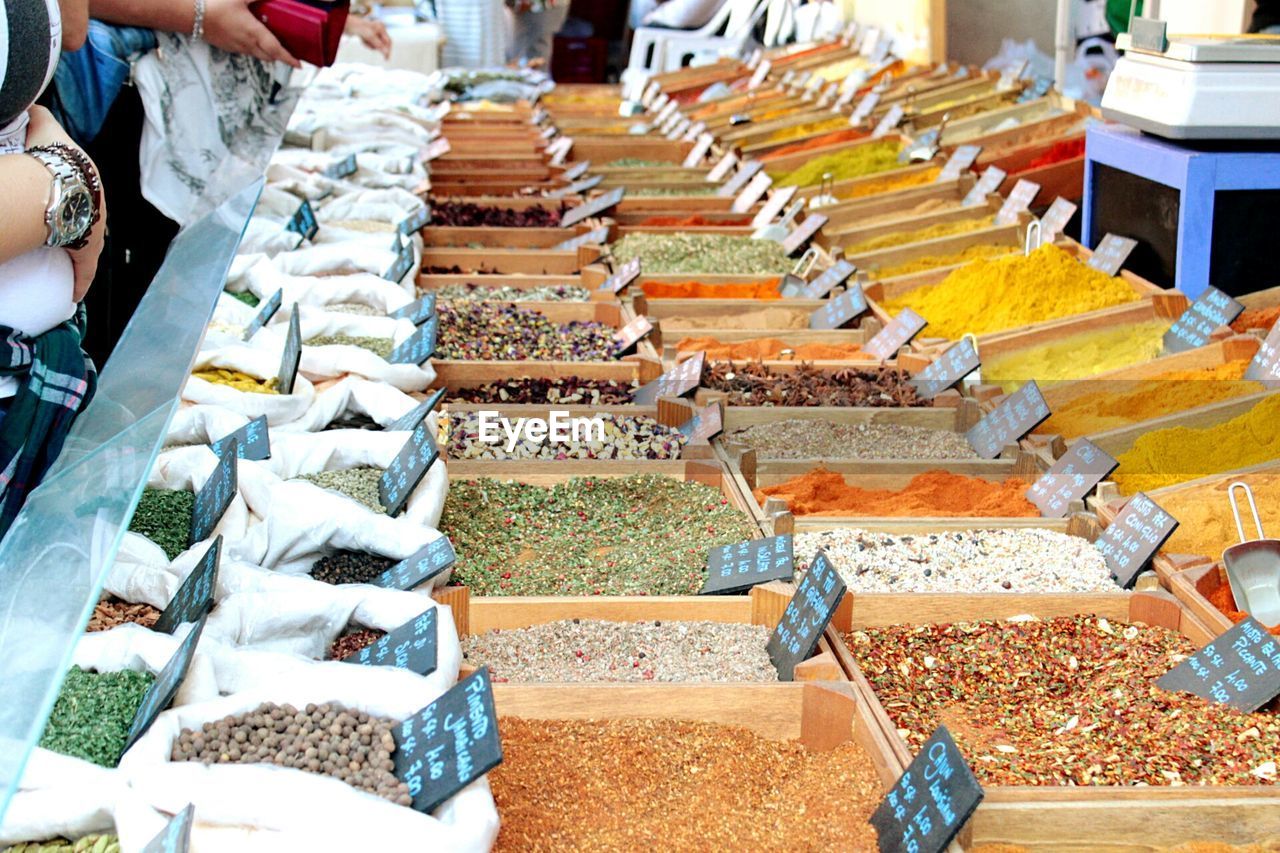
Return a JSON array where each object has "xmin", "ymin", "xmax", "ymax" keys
[
  {"xmin": 209, "ymin": 415, "xmax": 270, "ymax": 461},
  {"xmin": 599, "ymin": 257, "xmax": 642, "ymax": 294},
  {"xmin": 123, "ymin": 616, "xmax": 207, "ymax": 753},
  {"xmin": 751, "ymin": 186, "xmax": 797, "ymax": 229},
  {"xmin": 384, "ymin": 233, "xmax": 416, "ymax": 282},
  {"xmin": 390, "ymin": 293, "xmax": 438, "ymax": 327},
  {"xmin": 562, "ymin": 160, "xmax": 591, "ymax": 181},
  {"xmin": 871, "ymin": 104, "xmax": 905, "ymax": 138},
  {"xmin": 677, "ymin": 402, "xmax": 723, "ymax": 442},
  {"xmin": 701, "ymin": 534, "xmax": 794, "ymax": 595},
  {"xmin": 1162, "ymin": 286, "xmax": 1244, "ymax": 354},
  {"xmin": 782, "ymin": 213, "xmax": 829, "ymax": 256},
  {"xmin": 747, "ymin": 59, "xmax": 772, "ymax": 90},
  {"xmin": 189, "ymin": 440, "xmax": 237, "ymax": 547},
  {"xmin": 1094, "ymin": 492, "xmax": 1179, "ymax": 588},
  {"xmin": 241, "ymin": 288, "xmax": 282, "ymax": 341},
  {"xmin": 682, "ymin": 133, "xmax": 715, "ymax": 168},
  {"xmin": 961, "ymin": 166, "xmax": 1006, "ymax": 206},
  {"xmin": 731, "ymin": 171, "xmax": 773, "ymax": 214},
  {"xmin": 560, "ymin": 187, "xmax": 625, "ymax": 228},
  {"xmin": 849, "ymin": 92, "xmax": 881, "ymax": 125},
  {"xmin": 394, "ymin": 667, "xmax": 503, "ymax": 815},
  {"xmin": 277, "ymin": 306, "xmax": 302, "ymax": 395},
  {"xmin": 964, "ymin": 380, "xmax": 1051, "ymax": 459},
  {"xmin": 154, "ymin": 537, "xmax": 220, "ymax": 635},
  {"xmin": 547, "ymin": 174, "xmax": 604, "ymax": 200},
  {"xmin": 1025, "ymin": 438, "xmax": 1118, "ymax": 518},
  {"xmin": 1039, "ymin": 197, "xmax": 1077, "ymax": 242},
  {"xmin": 632, "ymin": 351, "xmax": 704, "ymax": 405},
  {"xmin": 613, "ymin": 315, "xmax": 654, "ymax": 354},
  {"xmin": 908, "ymin": 338, "xmax": 980, "ymax": 400},
  {"xmin": 993, "ymin": 179, "xmax": 1041, "ymax": 226},
  {"xmin": 682, "ymin": 120, "xmax": 707, "ymax": 142},
  {"xmin": 387, "ymin": 315, "xmax": 438, "ymax": 365},
  {"xmin": 372, "ymin": 535, "xmax": 458, "ymax": 591},
  {"xmin": 286, "ymin": 200, "xmax": 318, "ymax": 242},
  {"xmin": 379, "ymin": 421, "xmax": 440, "ymax": 518},
  {"xmin": 141, "ymin": 804, "xmax": 193, "ymax": 853},
  {"xmin": 1245, "ymin": 324, "xmax": 1280, "ymax": 385},
  {"xmin": 324, "ymin": 153, "xmax": 358, "ymax": 179},
  {"xmin": 1087, "ymin": 234, "xmax": 1138, "ymax": 276},
  {"xmin": 1156, "ymin": 617, "xmax": 1280, "ymax": 713},
  {"xmin": 802, "ymin": 259, "xmax": 856, "ymax": 300},
  {"xmin": 871, "ymin": 726, "xmax": 984, "ymax": 853},
  {"xmin": 551, "ymin": 224, "xmax": 609, "ymax": 252},
  {"xmin": 388, "ymin": 388, "xmax": 445, "ymax": 435},
  {"xmin": 809, "ymin": 284, "xmax": 868, "ymax": 330},
  {"xmin": 717, "ymin": 160, "xmax": 765, "ymax": 198},
  {"xmin": 343, "ymin": 608, "xmax": 438, "ymax": 676},
  {"xmin": 398, "ymin": 205, "xmax": 431, "ymax": 237},
  {"xmin": 864, "ymin": 308, "xmax": 927, "ymax": 362},
  {"xmin": 936, "ymin": 145, "xmax": 981, "ymax": 183},
  {"xmin": 766, "ymin": 551, "xmax": 847, "ymax": 680},
  {"xmin": 707, "ymin": 151, "xmax": 737, "ymax": 182}
]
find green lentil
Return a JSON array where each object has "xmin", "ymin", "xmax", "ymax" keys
[
  {"xmin": 612, "ymin": 233, "xmax": 795, "ymax": 276},
  {"xmin": 294, "ymin": 466, "xmax": 387, "ymax": 512},
  {"xmin": 128, "ymin": 488, "xmax": 196, "ymax": 560},
  {"xmin": 442, "ymin": 475, "xmax": 757, "ymax": 596},
  {"xmin": 228, "ymin": 290, "xmax": 259, "ymax": 307},
  {"xmin": 39, "ymin": 666, "xmax": 154, "ymax": 768},
  {"xmin": 305, "ymin": 334, "xmax": 395, "ymax": 359}
]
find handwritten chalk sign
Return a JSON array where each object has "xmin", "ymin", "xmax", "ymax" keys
[
  {"xmin": 937, "ymin": 145, "xmax": 982, "ymax": 183},
  {"xmin": 964, "ymin": 380, "xmax": 1051, "ymax": 459},
  {"xmin": 1026, "ymin": 438, "xmax": 1118, "ymax": 518},
  {"xmin": 324, "ymin": 153, "xmax": 357, "ymax": 179},
  {"xmin": 1157, "ymin": 618, "xmax": 1280, "ymax": 713},
  {"xmin": 993, "ymin": 179, "xmax": 1040, "ymax": 227},
  {"xmin": 701, "ymin": 534, "xmax": 794, "ymax": 595},
  {"xmin": 379, "ymin": 420, "xmax": 439, "ymax": 518},
  {"xmin": 560, "ymin": 187, "xmax": 625, "ymax": 228},
  {"xmin": 547, "ymin": 174, "xmax": 603, "ymax": 200},
  {"xmin": 1039, "ymin": 197, "xmax": 1077, "ymax": 242},
  {"xmin": 802, "ymin": 260, "xmax": 856, "ymax": 300},
  {"xmin": 286, "ymin": 200, "xmax": 318, "ymax": 242},
  {"xmin": 751, "ymin": 185, "xmax": 797, "ymax": 229},
  {"xmin": 707, "ymin": 151, "xmax": 737, "ymax": 183},
  {"xmin": 1163, "ymin": 286, "xmax": 1244, "ymax": 354},
  {"xmin": 278, "ymin": 306, "xmax": 303, "ymax": 390},
  {"xmin": 664, "ymin": 117, "xmax": 692, "ymax": 141},
  {"xmin": 908, "ymin": 338, "xmax": 980, "ymax": 400},
  {"xmin": 189, "ymin": 440, "xmax": 237, "ymax": 546},
  {"xmin": 872, "ymin": 104, "xmax": 905, "ymax": 139},
  {"xmin": 849, "ymin": 92, "xmax": 881, "ymax": 125},
  {"xmin": 552, "ymin": 225, "xmax": 609, "ymax": 252},
  {"xmin": 613, "ymin": 315, "xmax": 653, "ymax": 354},
  {"xmin": 766, "ymin": 551, "xmax": 846, "ymax": 681},
  {"xmin": 864, "ymin": 308, "xmax": 926, "ymax": 362},
  {"xmin": 241, "ymin": 289, "xmax": 282, "ymax": 341},
  {"xmin": 599, "ymin": 257, "xmax": 641, "ymax": 294},
  {"xmin": 209, "ymin": 415, "xmax": 269, "ymax": 461},
  {"xmin": 123, "ymin": 616, "xmax": 207, "ymax": 753},
  {"xmin": 387, "ymin": 315, "xmax": 438, "ymax": 365},
  {"xmin": 387, "ymin": 388, "xmax": 445, "ymax": 435},
  {"xmin": 1245, "ymin": 323, "xmax": 1280, "ymax": 384},
  {"xmin": 390, "ymin": 293, "xmax": 437, "ymax": 327},
  {"xmin": 683, "ymin": 133, "xmax": 715, "ymax": 168},
  {"xmin": 384, "ymin": 233, "xmax": 415, "ymax": 282},
  {"xmin": 154, "ymin": 537, "xmax": 220, "ymax": 635},
  {"xmin": 962, "ymin": 166, "xmax": 1006, "ymax": 206},
  {"xmin": 547, "ymin": 135, "xmax": 573, "ymax": 166},
  {"xmin": 1087, "ymin": 234, "xmax": 1138, "ymax": 276},
  {"xmin": 141, "ymin": 804, "xmax": 193, "ymax": 853},
  {"xmin": 732, "ymin": 171, "xmax": 773, "ymax": 214},
  {"xmin": 398, "ymin": 205, "xmax": 431, "ymax": 237},
  {"xmin": 373, "ymin": 535, "xmax": 457, "ymax": 591},
  {"xmin": 747, "ymin": 59, "xmax": 773, "ymax": 90},
  {"xmin": 782, "ymin": 213, "xmax": 828, "ymax": 256},
  {"xmin": 394, "ymin": 667, "xmax": 503, "ymax": 815},
  {"xmin": 683, "ymin": 120, "xmax": 707, "ymax": 142},
  {"xmin": 871, "ymin": 726, "xmax": 984, "ymax": 853},
  {"xmin": 632, "ymin": 351, "xmax": 704, "ymax": 405},
  {"xmin": 677, "ymin": 402, "xmax": 722, "ymax": 442},
  {"xmin": 809, "ymin": 284, "xmax": 868, "ymax": 331},
  {"xmin": 343, "ymin": 609, "xmax": 438, "ymax": 676},
  {"xmin": 1095, "ymin": 492, "xmax": 1179, "ymax": 588},
  {"xmin": 563, "ymin": 161, "xmax": 591, "ymax": 181},
  {"xmin": 717, "ymin": 160, "xmax": 764, "ymax": 198},
  {"xmin": 421, "ymin": 137, "xmax": 451, "ymax": 162}
]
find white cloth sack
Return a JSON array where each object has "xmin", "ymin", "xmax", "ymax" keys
[
  {"xmin": 185, "ymin": 345, "xmax": 316, "ymax": 426},
  {"xmin": 234, "ymin": 256, "xmax": 416, "ymax": 314},
  {"xmin": 73, "ymin": 623, "xmax": 220, "ymax": 706},
  {"xmin": 281, "ymin": 374, "xmax": 423, "ymax": 433},
  {"xmin": 0, "ymin": 752, "xmax": 127, "ymax": 846},
  {"xmin": 238, "ymin": 217, "xmax": 304, "ymax": 257}
]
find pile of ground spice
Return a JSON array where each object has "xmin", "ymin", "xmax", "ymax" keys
[
  {"xmin": 764, "ymin": 115, "xmax": 851, "ymax": 144},
  {"xmin": 662, "ymin": 307, "xmax": 809, "ymax": 330},
  {"xmin": 1154, "ymin": 470, "xmax": 1280, "ymax": 565},
  {"xmin": 191, "ymin": 369, "xmax": 280, "ymax": 395},
  {"xmin": 1018, "ymin": 137, "xmax": 1086, "ymax": 172},
  {"xmin": 755, "ymin": 469, "xmax": 1038, "ymax": 517},
  {"xmin": 845, "ymin": 217, "xmax": 992, "ymax": 255},
  {"xmin": 612, "ymin": 233, "xmax": 795, "ymax": 276},
  {"xmin": 677, "ymin": 335, "xmax": 864, "ymax": 361},
  {"xmin": 772, "ymin": 141, "xmax": 905, "ymax": 187},
  {"xmin": 1201, "ymin": 564, "xmax": 1280, "ymax": 636},
  {"xmin": 1232, "ymin": 304, "xmax": 1280, "ymax": 334},
  {"xmin": 882, "ymin": 244, "xmax": 1141, "ymax": 339},
  {"xmin": 640, "ymin": 280, "xmax": 781, "ymax": 300},
  {"xmin": 841, "ymin": 167, "xmax": 943, "ymax": 201},
  {"xmin": 1112, "ymin": 394, "xmax": 1280, "ymax": 493},
  {"xmin": 846, "ymin": 615, "xmax": 1280, "ymax": 786},
  {"xmin": 491, "ymin": 718, "xmax": 883, "ymax": 852},
  {"xmin": 984, "ymin": 320, "xmax": 1172, "ymax": 393},
  {"xmin": 874, "ymin": 243, "xmax": 1015, "ymax": 280},
  {"xmin": 703, "ymin": 362, "xmax": 925, "ymax": 407},
  {"xmin": 1039, "ymin": 360, "xmax": 1261, "ymax": 438},
  {"xmin": 760, "ymin": 128, "xmax": 867, "ymax": 161},
  {"xmin": 636, "ymin": 214, "xmax": 752, "ymax": 227}
]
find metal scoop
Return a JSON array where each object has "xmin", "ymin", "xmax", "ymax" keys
[{"xmin": 1222, "ymin": 482, "xmax": 1280, "ymax": 627}]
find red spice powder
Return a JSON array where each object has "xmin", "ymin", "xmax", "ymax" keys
[
  {"xmin": 637, "ymin": 215, "xmax": 753, "ymax": 227},
  {"xmin": 761, "ymin": 128, "xmax": 868, "ymax": 161},
  {"xmin": 1232, "ymin": 304, "xmax": 1280, "ymax": 334},
  {"xmin": 1019, "ymin": 137, "xmax": 1085, "ymax": 172},
  {"xmin": 754, "ymin": 469, "xmax": 1039, "ymax": 517},
  {"xmin": 1206, "ymin": 566, "xmax": 1280, "ymax": 635},
  {"xmin": 677, "ymin": 335, "xmax": 864, "ymax": 361},
  {"xmin": 640, "ymin": 280, "xmax": 782, "ymax": 300}
]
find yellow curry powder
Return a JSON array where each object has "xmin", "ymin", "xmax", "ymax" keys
[
  {"xmin": 1152, "ymin": 470, "xmax": 1280, "ymax": 560},
  {"xmin": 193, "ymin": 368, "xmax": 281, "ymax": 395},
  {"xmin": 881, "ymin": 244, "xmax": 1140, "ymax": 339},
  {"xmin": 839, "ymin": 168, "xmax": 942, "ymax": 201},
  {"xmin": 772, "ymin": 141, "xmax": 904, "ymax": 187},
  {"xmin": 845, "ymin": 217, "xmax": 992, "ymax": 255},
  {"xmin": 765, "ymin": 116, "xmax": 849, "ymax": 144},
  {"xmin": 1112, "ymin": 394, "xmax": 1280, "ymax": 494},
  {"xmin": 1039, "ymin": 360, "xmax": 1260, "ymax": 438},
  {"xmin": 874, "ymin": 244, "xmax": 1015, "ymax": 280},
  {"xmin": 984, "ymin": 320, "xmax": 1172, "ymax": 393}
]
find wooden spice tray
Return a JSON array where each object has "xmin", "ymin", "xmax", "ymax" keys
[
  {"xmin": 839, "ymin": 217, "xmax": 1028, "ymax": 282},
  {"xmin": 788, "ymin": 162, "xmax": 942, "ymax": 205},
  {"xmin": 1168, "ymin": 562, "xmax": 1242, "ymax": 638},
  {"xmin": 926, "ymin": 93, "xmax": 1081, "ymax": 146},
  {"xmin": 1240, "ymin": 283, "xmax": 1280, "ymax": 315},
  {"xmin": 660, "ymin": 325, "xmax": 877, "ymax": 367},
  {"xmin": 990, "ymin": 139, "xmax": 1086, "ymax": 204},
  {"xmin": 825, "ymin": 196, "xmax": 1004, "ymax": 247},
  {"xmin": 719, "ymin": 105, "xmax": 856, "ymax": 149},
  {"xmin": 749, "ymin": 132, "xmax": 910, "ymax": 172},
  {"xmin": 418, "ymin": 264, "xmax": 617, "ymax": 302},
  {"xmin": 909, "ymin": 87, "xmax": 1025, "ymax": 132},
  {"xmin": 813, "ymin": 174, "xmax": 978, "ymax": 232},
  {"xmin": 420, "ymin": 225, "xmax": 602, "ymax": 250},
  {"xmin": 421, "ymin": 246, "xmax": 596, "ymax": 276},
  {"xmin": 566, "ymin": 138, "xmax": 695, "ymax": 165}
]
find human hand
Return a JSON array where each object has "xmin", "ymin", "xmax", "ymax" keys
[
  {"xmin": 204, "ymin": 0, "xmax": 302, "ymax": 67},
  {"xmin": 345, "ymin": 15, "xmax": 391, "ymax": 58}
]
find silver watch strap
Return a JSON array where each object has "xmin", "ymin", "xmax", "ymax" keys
[{"xmin": 28, "ymin": 147, "xmax": 78, "ymax": 183}]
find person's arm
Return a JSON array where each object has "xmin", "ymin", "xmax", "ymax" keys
[
  {"xmin": 59, "ymin": 0, "xmax": 89, "ymax": 51},
  {"xmin": 91, "ymin": 0, "xmax": 301, "ymax": 66},
  {"xmin": 0, "ymin": 156, "xmax": 55, "ymax": 264}
]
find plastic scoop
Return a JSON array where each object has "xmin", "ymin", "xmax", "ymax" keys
[{"xmin": 1222, "ymin": 482, "xmax": 1280, "ymax": 627}]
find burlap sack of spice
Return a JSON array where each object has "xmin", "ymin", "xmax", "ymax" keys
[
  {"xmin": 232, "ymin": 256, "xmax": 417, "ymax": 315},
  {"xmin": 280, "ymin": 374, "xmax": 423, "ymax": 433},
  {"xmin": 115, "ymin": 670, "xmax": 499, "ymax": 853},
  {"xmin": 0, "ymin": 751, "xmax": 134, "ymax": 846},
  {"xmin": 184, "ymin": 345, "xmax": 316, "ymax": 426}
]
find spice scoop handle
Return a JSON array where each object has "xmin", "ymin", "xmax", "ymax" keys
[
  {"xmin": 1229, "ymin": 481, "xmax": 1267, "ymax": 545},
  {"xmin": 1223, "ymin": 481, "xmax": 1280, "ymax": 627}
]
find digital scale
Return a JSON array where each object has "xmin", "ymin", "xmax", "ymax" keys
[{"xmin": 1101, "ymin": 29, "xmax": 1280, "ymax": 139}]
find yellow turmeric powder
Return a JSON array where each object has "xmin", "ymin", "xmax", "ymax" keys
[
  {"xmin": 765, "ymin": 116, "xmax": 850, "ymax": 144},
  {"xmin": 193, "ymin": 368, "xmax": 281, "ymax": 394},
  {"xmin": 984, "ymin": 320, "xmax": 1172, "ymax": 393},
  {"xmin": 845, "ymin": 217, "xmax": 992, "ymax": 255},
  {"xmin": 874, "ymin": 244, "xmax": 1015, "ymax": 280},
  {"xmin": 881, "ymin": 244, "xmax": 1140, "ymax": 339},
  {"xmin": 839, "ymin": 168, "xmax": 942, "ymax": 201},
  {"xmin": 1112, "ymin": 394, "xmax": 1280, "ymax": 494},
  {"xmin": 1157, "ymin": 470, "xmax": 1280, "ymax": 560},
  {"xmin": 1038, "ymin": 360, "xmax": 1262, "ymax": 438},
  {"xmin": 772, "ymin": 141, "xmax": 904, "ymax": 187}
]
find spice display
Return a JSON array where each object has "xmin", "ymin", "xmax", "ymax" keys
[
  {"xmin": 602, "ymin": 158, "xmax": 671, "ymax": 168},
  {"xmin": 429, "ymin": 200, "xmax": 563, "ymax": 227},
  {"xmin": 228, "ymin": 290, "xmax": 259, "ymax": 307},
  {"xmin": 1112, "ymin": 394, "xmax": 1280, "ymax": 493},
  {"xmin": 845, "ymin": 216, "xmax": 992, "ymax": 255},
  {"xmin": 1203, "ymin": 564, "xmax": 1280, "ymax": 635},
  {"xmin": 629, "ymin": 185, "xmax": 719, "ymax": 197},
  {"xmin": 984, "ymin": 320, "xmax": 1172, "ymax": 392},
  {"xmin": 311, "ymin": 550, "xmax": 398, "ymax": 585},
  {"xmin": 677, "ymin": 336, "xmax": 864, "ymax": 361},
  {"xmin": 445, "ymin": 411, "xmax": 686, "ymax": 460},
  {"xmin": 1038, "ymin": 360, "xmax": 1260, "ymax": 438},
  {"xmin": 39, "ymin": 666, "xmax": 154, "ymax": 767},
  {"xmin": 433, "ymin": 283, "xmax": 590, "ymax": 302},
  {"xmin": 436, "ymin": 303, "xmax": 621, "ymax": 361},
  {"xmin": 191, "ymin": 368, "xmax": 280, "ymax": 395},
  {"xmin": 444, "ymin": 377, "xmax": 638, "ymax": 405},
  {"xmin": 129, "ymin": 488, "xmax": 196, "ymax": 561},
  {"xmin": 295, "ymin": 466, "xmax": 387, "ymax": 512},
  {"xmin": 773, "ymin": 141, "xmax": 904, "ymax": 187},
  {"xmin": 845, "ymin": 615, "xmax": 1280, "ymax": 785},
  {"xmin": 612, "ymin": 233, "xmax": 795, "ymax": 276},
  {"xmin": 840, "ymin": 167, "xmax": 943, "ymax": 201},
  {"xmin": 761, "ymin": 128, "xmax": 867, "ymax": 161},
  {"xmin": 764, "ymin": 115, "xmax": 850, "ymax": 144},
  {"xmin": 637, "ymin": 214, "xmax": 752, "ymax": 227},
  {"xmin": 1152, "ymin": 471, "xmax": 1280, "ymax": 564},
  {"xmin": 326, "ymin": 301, "xmax": 382, "ymax": 316},
  {"xmin": 881, "ymin": 244, "xmax": 1141, "ymax": 339},
  {"xmin": 1020, "ymin": 137, "xmax": 1085, "ymax": 171},
  {"xmin": 5, "ymin": 836, "xmax": 120, "ymax": 852},
  {"xmin": 640, "ymin": 280, "xmax": 781, "ymax": 300},
  {"xmin": 305, "ymin": 334, "xmax": 394, "ymax": 358},
  {"xmin": 727, "ymin": 418, "xmax": 973, "ymax": 459},
  {"xmin": 703, "ymin": 362, "xmax": 926, "ymax": 407},
  {"xmin": 443, "ymin": 475, "xmax": 756, "ymax": 595},
  {"xmin": 874, "ymin": 243, "xmax": 1016, "ymax": 280},
  {"xmin": 755, "ymin": 469, "xmax": 1038, "ymax": 517},
  {"xmin": 86, "ymin": 598, "xmax": 161, "ymax": 632},
  {"xmin": 1232, "ymin": 304, "xmax": 1280, "ymax": 333},
  {"xmin": 491, "ymin": 719, "xmax": 883, "ymax": 852},
  {"xmin": 859, "ymin": 198, "xmax": 962, "ymax": 227},
  {"xmin": 461, "ymin": 619, "xmax": 776, "ymax": 682},
  {"xmin": 327, "ymin": 628, "xmax": 386, "ymax": 659},
  {"xmin": 171, "ymin": 702, "xmax": 412, "ymax": 805},
  {"xmin": 796, "ymin": 528, "xmax": 1115, "ymax": 592},
  {"xmin": 662, "ymin": 307, "xmax": 809, "ymax": 330}
]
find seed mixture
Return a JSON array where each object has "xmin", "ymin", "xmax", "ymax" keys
[
  {"xmin": 86, "ymin": 598, "xmax": 161, "ymax": 632},
  {"xmin": 5, "ymin": 835, "xmax": 120, "ymax": 852},
  {"xmin": 728, "ymin": 419, "xmax": 974, "ymax": 459},
  {"xmin": 129, "ymin": 488, "xmax": 196, "ymax": 560},
  {"xmin": 845, "ymin": 615, "xmax": 1280, "ymax": 786},
  {"xmin": 436, "ymin": 303, "xmax": 621, "ymax": 361},
  {"xmin": 311, "ymin": 550, "xmax": 397, "ymax": 585},
  {"xmin": 612, "ymin": 233, "xmax": 795, "ymax": 276},
  {"xmin": 305, "ymin": 334, "xmax": 394, "ymax": 358},
  {"xmin": 430, "ymin": 200, "xmax": 563, "ymax": 227},
  {"xmin": 703, "ymin": 362, "xmax": 926, "ymax": 407},
  {"xmin": 462, "ymin": 619, "xmax": 777, "ymax": 682},
  {"xmin": 444, "ymin": 377, "xmax": 638, "ymax": 405},
  {"xmin": 432, "ymin": 283, "xmax": 590, "ymax": 302},
  {"xmin": 443, "ymin": 475, "xmax": 757, "ymax": 595},
  {"xmin": 39, "ymin": 666, "xmax": 155, "ymax": 767},
  {"xmin": 325, "ymin": 301, "xmax": 382, "ymax": 316},
  {"xmin": 294, "ymin": 466, "xmax": 387, "ymax": 512},
  {"xmin": 327, "ymin": 628, "xmax": 386, "ymax": 660},
  {"xmin": 171, "ymin": 702, "xmax": 412, "ymax": 805},
  {"xmin": 445, "ymin": 411, "xmax": 686, "ymax": 460}
]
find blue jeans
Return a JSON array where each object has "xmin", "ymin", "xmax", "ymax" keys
[{"xmin": 51, "ymin": 22, "xmax": 157, "ymax": 146}]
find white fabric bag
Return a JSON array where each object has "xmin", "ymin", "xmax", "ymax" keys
[
  {"xmin": 234, "ymin": 256, "xmax": 417, "ymax": 312},
  {"xmin": 0, "ymin": 752, "xmax": 126, "ymax": 846},
  {"xmin": 281, "ymin": 374, "xmax": 424, "ymax": 433},
  {"xmin": 184, "ymin": 345, "xmax": 316, "ymax": 426}
]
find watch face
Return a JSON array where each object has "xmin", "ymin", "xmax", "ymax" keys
[{"xmin": 58, "ymin": 187, "xmax": 94, "ymax": 242}]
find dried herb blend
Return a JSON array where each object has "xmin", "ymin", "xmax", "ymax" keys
[
  {"xmin": 445, "ymin": 412, "xmax": 685, "ymax": 461},
  {"xmin": 703, "ymin": 362, "xmax": 926, "ymax": 407},
  {"xmin": 429, "ymin": 200, "xmax": 563, "ymax": 228},
  {"xmin": 436, "ymin": 303, "xmax": 621, "ymax": 361},
  {"xmin": 433, "ymin": 283, "xmax": 590, "ymax": 302},
  {"xmin": 129, "ymin": 488, "xmax": 196, "ymax": 561},
  {"xmin": 39, "ymin": 666, "xmax": 154, "ymax": 767},
  {"xmin": 612, "ymin": 233, "xmax": 795, "ymax": 276},
  {"xmin": 444, "ymin": 377, "xmax": 638, "ymax": 405},
  {"xmin": 5, "ymin": 835, "xmax": 121, "ymax": 852},
  {"xmin": 305, "ymin": 334, "xmax": 394, "ymax": 358},
  {"xmin": 727, "ymin": 419, "xmax": 973, "ymax": 460}
]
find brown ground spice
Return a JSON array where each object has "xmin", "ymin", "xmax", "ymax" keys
[
  {"xmin": 491, "ymin": 718, "xmax": 883, "ymax": 852},
  {"xmin": 1233, "ymin": 304, "xmax": 1280, "ymax": 334},
  {"xmin": 755, "ymin": 469, "xmax": 1038, "ymax": 517}
]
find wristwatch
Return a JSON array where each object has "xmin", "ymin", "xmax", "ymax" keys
[{"xmin": 27, "ymin": 147, "xmax": 95, "ymax": 249}]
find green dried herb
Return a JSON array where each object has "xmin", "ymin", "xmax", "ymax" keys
[
  {"xmin": 228, "ymin": 290, "xmax": 260, "ymax": 307},
  {"xmin": 129, "ymin": 488, "xmax": 196, "ymax": 560},
  {"xmin": 39, "ymin": 666, "xmax": 154, "ymax": 767},
  {"xmin": 295, "ymin": 466, "xmax": 387, "ymax": 512},
  {"xmin": 305, "ymin": 335, "xmax": 395, "ymax": 359},
  {"xmin": 612, "ymin": 233, "xmax": 794, "ymax": 275}
]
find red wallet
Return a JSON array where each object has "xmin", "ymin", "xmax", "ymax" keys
[{"xmin": 248, "ymin": 0, "xmax": 351, "ymax": 67}]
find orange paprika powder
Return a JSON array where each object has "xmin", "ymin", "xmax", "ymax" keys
[{"xmin": 753, "ymin": 469, "xmax": 1038, "ymax": 517}]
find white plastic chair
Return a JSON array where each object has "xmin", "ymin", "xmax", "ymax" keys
[
  {"xmin": 659, "ymin": 0, "xmax": 774, "ymax": 71},
  {"xmin": 623, "ymin": 0, "xmax": 762, "ymax": 94}
]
